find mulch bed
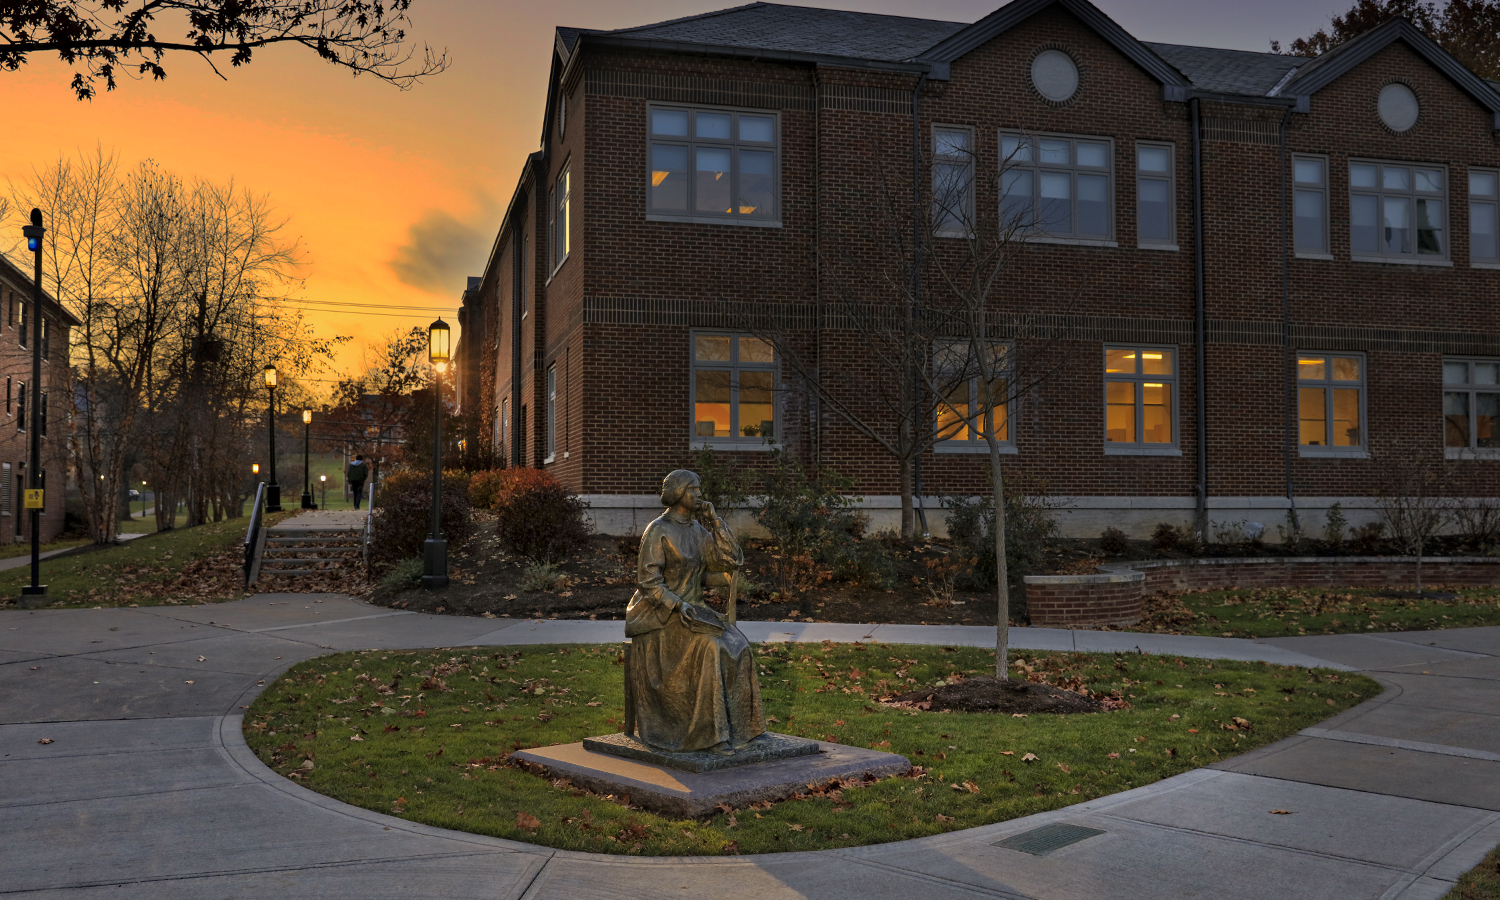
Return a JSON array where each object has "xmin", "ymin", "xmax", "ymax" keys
[{"xmin": 883, "ymin": 675, "xmax": 1108, "ymax": 715}]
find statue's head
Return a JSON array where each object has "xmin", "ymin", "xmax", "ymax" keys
[{"xmin": 660, "ymin": 469, "xmax": 700, "ymax": 508}]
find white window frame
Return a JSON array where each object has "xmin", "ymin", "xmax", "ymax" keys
[
  {"xmin": 551, "ymin": 164, "xmax": 570, "ymax": 274},
  {"xmin": 1297, "ymin": 351, "xmax": 1368, "ymax": 458},
  {"xmin": 1349, "ymin": 159, "xmax": 1450, "ymax": 264},
  {"xmin": 544, "ymin": 365, "xmax": 557, "ymax": 464},
  {"xmin": 499, "ymin": 397, "xmax": 510, "ymax": 459},
  {"xmin": 15, "ymin": 382, "xmax": 24, "ymax": 433},
  {"xmin": 1103, "ymin": 345, "xmax": 1181, "ymax": 456},
  {"xmin": 689, "ymin": 331, "xmax": 777, "ymax": 451},
  {"xmin": 1293, "ymin": 154, "xmax": 1331, "ymax": 258},
  {"xmin": 646, "ymin": 103, "xmax": 781, "ymax": 228},
  {"xmin": 932, "ymin": 125, "xmax": 976, "ymax": 239},
  {"xmin": 1443, "ymin": 357, "xmax": 1500, "ymax": 457},
  {"xmin": 1135, "ymin": 141, "xmax": 1176, "ymax": 250},
  {"xmin": 1, "ymin": 462, "xmax": 11, "ymax": 516},
  {"xmin": 1002, "ymin": 130, "xmax": 1116, "ymax": 246},
  {"xmin": 1470, "ymin": 168, "xmax": 1500, "ymax": 268},
  {"xmin": 934, "ymin": 340, "xmax": 1016, "ymax": 454},
  {"xmin": 18, "ymin": 302, "xmax": 25, "ymax": 348}
]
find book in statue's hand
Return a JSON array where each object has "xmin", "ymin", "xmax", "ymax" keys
[{"xmin": 679, "ymin": 602, "xmax": 726, "ymax": 635}]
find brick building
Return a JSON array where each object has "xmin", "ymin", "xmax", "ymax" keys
[
  {"xmin": 458, "ymin": 0, "xmax": 1500, "ymax": 537},
  {"xmin": 0, "ymin": 255, "xmax": 78, "ymax": 543}
]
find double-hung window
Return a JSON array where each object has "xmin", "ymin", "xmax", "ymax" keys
[
  {"xmin": 545, "ymin": 366, "xmax": 557, "ymax": 463},
  {"xmin": 1293, "ymin": 155, "xmax": 1329, "ymax": 255},
  {"xmin": 1471, "ymin": 169, "xmax": 1499, "ymax": 265},
  {"xmin": 1002, "ymin": 132, "xmax": 1112, "ymax": 240},
  {"xmin": 1104, "ymin": 347, "xmax": 1177, "ymax": 452},
  {"xmin": 648, "ymin": 105, "xmax": 778, "ymax": 224},
  {"xmin": 18, "ymin": 303, "xmax": 25, "ymax": 348},
  {"xmin": 1444, "ymin": 358, "xmax": 1500, "ymax": 452},
  {"xmin": 499, "ymin": 397, "xmax": 510, "ymax": 459},
  {"xmin": 551, "ymin": 165, "xmax": 570, "ymax": 272},
  {"xmin": 1135, "ymin": 143, "xmax": 1174, "ymax": 247},
  {"xmin": 934, "ymin": 341, "xmax": 1012, "ymax": 452},
  {"xmin": 932, "ymin": 126, "xmax": 975, "ymax": 237},
  {"xmin": 15, "ymin": 383, "xmax": 24, "ymax": 432},
  {"xmin": 1298, "ymin": 354, "xmax": 1365, "ymax": 455},
  {"xmin": 1350, "ymin": 160, "xmax": 1446, "ymax": 260},
  {"xmin": 691, "ymin": 333, "xmax": 775, "ymax": 447}
]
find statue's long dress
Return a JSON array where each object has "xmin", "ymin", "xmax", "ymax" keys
[{"xmin": 624, "ymin": 510, "xmax": 765, "ymax": 752}]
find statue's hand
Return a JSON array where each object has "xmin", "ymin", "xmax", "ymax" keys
[{"xmin": 695, "ymin": 500, "xmax": 718, "ymax": 529}]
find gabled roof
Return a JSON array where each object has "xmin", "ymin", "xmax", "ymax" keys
[
  {"xmin": 1277, "ymin": 18, "xmax": 1500, "ymax": 124},
  {"xmin": 597, "ymin": 2, "xmax": 964, "ymax": 64},
  {"xmin": 914, "ymin": 0, "xmax": 1188, "ymax": 92},
  {"xmin": 1144, "ymin": 43, "xmax": 1299, "ymax": 98}
]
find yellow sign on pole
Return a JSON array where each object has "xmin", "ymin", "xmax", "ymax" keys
[{"xmin": 23, "ymin": 489, "xmax": 42, "ymax": 509}]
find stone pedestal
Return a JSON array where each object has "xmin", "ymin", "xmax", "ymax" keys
[{"xmin": 512, "ymin": 732, "xmax": 910, "ymax": 818}]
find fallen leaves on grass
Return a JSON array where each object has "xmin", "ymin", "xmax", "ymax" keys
[
  {"xmin": 37, "ymin": 738, "xmax": 53, "ymax": 745},
  {"xmin": 516, "ymin": 812, "xmax": 541, "ymax": 831}
]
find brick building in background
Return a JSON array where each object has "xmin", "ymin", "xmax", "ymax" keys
[
  {"xmin": 0, "ymin": 255, "xmax": 77, "ymax": 543},
  {"xmin": 456, "ymin": 0, "xmax": 1500, "ymax": 537}
]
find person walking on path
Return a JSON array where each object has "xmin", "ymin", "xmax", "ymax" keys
[{"xmin": 347, "ymin": 454, "xmax": 369, "ymax": 509}]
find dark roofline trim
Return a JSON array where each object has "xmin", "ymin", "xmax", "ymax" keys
[
  {"xmin": 480, "ymin": 153, "xmax": 541, "ymax": 296},
  {"xmin": 1281, "ymin": 18, "xmax": 1500, "ymax": 127},
  {"xmin": 915, "ymin": 0, "xmax": 1188, "ymax": 89}
]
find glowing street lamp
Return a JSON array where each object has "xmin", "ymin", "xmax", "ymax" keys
[
  {"xmin": 262, "ymin": 365, "xmax": 281, "ymax": 511},
  {"xmin": 300, "ymin": 409, "xmax": 315, "ymax": 509},
  {"xmin": 422, "ymin": 318, "xmax": 450, "ymax": 590},
  {"xmin": 319, "ymin": 473, "xmax": 327, "ymax": 509}
]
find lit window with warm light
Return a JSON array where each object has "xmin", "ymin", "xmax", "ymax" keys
[
  {"xmin": 934, "ymin": 340, "xmax": 1013, "ymax": 453},
  {"xmin": 1104, "ymin": 346, "xmax": 1178, "ymax": 453},
  {"xmin": 691, "ymin": 332, "xmax": 776, "ymax": 449},
  {"xmin": 1299, "ymin": 353, "xmax": 1366, "ymax": 456},
  {"xmin": 648, "ymin": 105, "xmax": 778, "ymax": 225}
]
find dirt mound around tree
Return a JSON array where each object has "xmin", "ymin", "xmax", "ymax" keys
[{"xmin": 882, "ymin": 675, "xmax": 1108, "ymax": 715}]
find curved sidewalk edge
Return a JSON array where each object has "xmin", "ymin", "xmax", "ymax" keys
[{"xmin": 1, "ymin": 592, "xmax": 1495, "ymax": 900}]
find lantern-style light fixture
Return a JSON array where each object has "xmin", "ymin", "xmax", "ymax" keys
[
  {"xmin": 252, "ymin": 463, "xmax": 260, "ymax": 475},
  {"xmin": 263, "ymin": 364, "xmax": 277, "ymax": 388},
  {"xmin": 320, "ymin": 474, "xmax": 327, "ymax": 483},
  {"xmin": 302, "ymin": 409, "xmax": 312, "ymax": 425},
  {"xmin": 428, "ymin": 318, "xmax": 450, "ymax": 370}
]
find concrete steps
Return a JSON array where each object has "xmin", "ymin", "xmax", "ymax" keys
[{"xmin": 258, "ymin": 527, "xmax": 364, "ymax": 579}]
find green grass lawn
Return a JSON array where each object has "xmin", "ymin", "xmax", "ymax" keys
[
  {"xmin": 0, "ymin": 511, "xmax": 295, "ymax": 609},
  {"xmin": 244, "ymin": 642, "xmax": 1376, "ymax": 856},
  {"xmin": 1446, "ymin": 843, "xmax": 1500, "ymax": 899},
  {"xmin": 0, "ymin": 537, "xmax": 90, "ymax": 560},
  {"xmin": 1127, "ymin": 586, "xmax": 1500, "ymax": 638}
]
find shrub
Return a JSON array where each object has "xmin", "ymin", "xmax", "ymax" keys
[
  {"xmin": 685, "ymin": 446, "xmax": 753, "ymax": 511},
  {"xmin": 519, "ymin": 562, "xmax": 571, "ymax": 592},
  {"xmin": 1350, "ymin": 521, "xmax": 1386, "ymax": 555},
  {"xmin": 469, "ymin": 469, "xmax": 509, "ymax": 510},
  {"xmin": 755, "ymin": 444, "xmax": 858, "ymax": 598},
  {"xmin": 370, "ymin": 469, "xmax": 473, "ymax": 569},
  {"xmin": 1099, "ymin": 526, "xmax": 1130, "ymax": 555},
  {"xmin": 380, "ymin": 557, "xmax": 423, "ymax": 592},
  {"xmin": 1151, "ymin": 521, "xmax": 1184, "ymax": 552},
  {"xmin": 490, "ymin": 468, "xmax": 561, "ymax": 512},
  {"xmin": 1323, "ymin": 502, "xmax": 1348, "ymax": 549},
  {"xmin": 494, "ymin": 480, "xmax": 591, "ymax": 563},
  {"xmin": 943, "ymin": 472, "xmax": 1062, "ymax": 591}
]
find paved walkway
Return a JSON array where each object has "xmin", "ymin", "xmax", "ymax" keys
[{"xmin": 1, "ymin": 594, "xmax": 1496, "ymax": 900}]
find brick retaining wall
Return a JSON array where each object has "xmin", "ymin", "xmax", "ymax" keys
[{"xmin": 1023, "ymin": 557, "xmax": 1500, "ymax": 626}]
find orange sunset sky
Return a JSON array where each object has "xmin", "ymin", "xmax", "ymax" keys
[{"xmin": 1, "ymin": 0, "xmax": 1338, "ymax": 393}]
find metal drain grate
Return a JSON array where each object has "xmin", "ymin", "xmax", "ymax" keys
[{"xmin": 994, "ymin": 823, "xmax": 1105, "ymax": 856}]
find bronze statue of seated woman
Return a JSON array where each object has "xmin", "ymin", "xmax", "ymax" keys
[{"xmin": 623, "ymin": 469, "xmax": 764, "ymax": 756}]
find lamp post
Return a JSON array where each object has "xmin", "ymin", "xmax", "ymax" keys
[
  {"xmin": 319, "ymin": 474, "xmax": 327, "ymax": 510},
  {"xmin": 263, "ymin": 365, "xmax": 282, "ymax": 511},
  {"xmin": 19, "ymin": 209, "xmax": 46, "ymax": 606},
  {"xmin": 421, "ymin": 317, "xmax": 450, "ymax": 590},
  {"xmin": 300, "ymin": 409, "xmax": 314, "ymax": 509},
  {"xmin": 140, "ymin": 481, "xmax": 147, "ymax": 519}
]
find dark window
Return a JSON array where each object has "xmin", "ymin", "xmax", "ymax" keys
[{"xmin": 16, "ymin": 383, "xmax": 25, "ymax": 432}]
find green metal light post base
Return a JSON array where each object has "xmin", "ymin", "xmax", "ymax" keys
[{"xmin": 421, "ymin": 538, "xmax": 448, "ymax": 590}]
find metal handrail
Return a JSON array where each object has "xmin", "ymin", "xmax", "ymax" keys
[
  {"xmin": 244, "ymin": 482, "xmax": 266, "ymax": 586},
  {"xmin": 362, "ymin": 480, "xmax": 375, "ymax": 571}
]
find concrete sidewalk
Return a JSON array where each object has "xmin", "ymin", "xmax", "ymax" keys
[{"xmin": 1, "ymin": 594, "xmax": 1495, "ymax": 899}]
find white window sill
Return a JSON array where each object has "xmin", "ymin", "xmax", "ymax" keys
[
  {"xmin": 1295, "ymin": 252, "xmax": 1334, "ymax": 261},
  {"xmin": 1446, "ymin": 447, "xmax": 1500, "ymax": 459},
  {"xmin": 1351, "ymin": 255, "xmax": 1452, "ymax": 268},
  {"xmin": 1136, "ymin": 242, "xmax": 1179, "ymax": 252},
  {"xmin": 647, "ymin": 214, "xmax": 782, "ymax": 229},
  {"xmin": 1104, "ymin": 445, "xmax": 1181, "ymax": 456},
  {"xmin": 1471, "ymin": 261, "xmax": 1500, "ymax": 270},
  {"xmin": 543, "ymin": 454, "xmax": 556, "ymax": 464},
  {"xmin": 934, "ymin": 443, "xmax": 1018, "ymax": 454},
  {"xmin": 1299, "ymin": 448, "xmax": 1370, "ymax": 459},
  {"xmin": 1022, "ymin": 235, "xmax": 1118, "ymax": 248},
  {"xmin": 693, "ymin": 440, "xmax": 775, "ymax": 452}
]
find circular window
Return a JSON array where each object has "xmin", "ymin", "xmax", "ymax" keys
[
  {"xmin": 1378, "ymin": 83, "xmax": 1419, "ymax": 132},
  {"xmin": 1031, "ymin": 50, "xmax": 1079, "ymax": 103}
]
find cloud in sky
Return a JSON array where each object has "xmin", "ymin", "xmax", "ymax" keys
[{"xmin": 388, "ymin": 198, "xmax": 499, "ymax": 296}]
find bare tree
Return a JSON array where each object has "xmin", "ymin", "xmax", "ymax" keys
[
  {"xmin": 1376, "ymin": 446, "xmax": 1453, "ymax": 592},
  {"xmin": 2, "ymin": 0, "xmax": 448, "ymax": 99}
]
